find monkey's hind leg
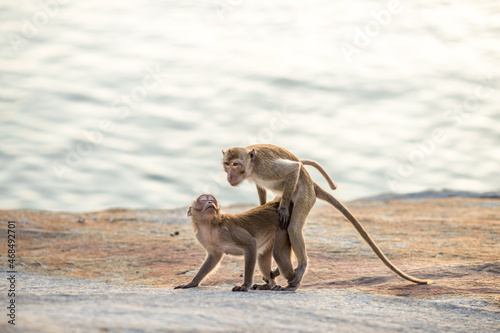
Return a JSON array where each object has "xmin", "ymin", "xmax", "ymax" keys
[
  {"xmin": 270, "ymin": 228, "xmax": 298, "ymax": 291},
  {"xmin": 251, "ymin": 244, "xmax": 276, "ymax": 290},
  {"xmin": 278, "ymin": 194, "xmax": 315, "ymax": 290}
]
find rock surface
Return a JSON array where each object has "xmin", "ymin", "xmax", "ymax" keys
[{"xmin": 0, "ymin": 193, "xmax": 499, "ymax": 332}]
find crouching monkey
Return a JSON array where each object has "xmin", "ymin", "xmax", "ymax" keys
[{"xmin": 174, "ymin": 194, "xmax": 293, "ymax": 292}]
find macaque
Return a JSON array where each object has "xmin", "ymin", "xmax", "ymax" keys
[
  {"xmin": 222, "ymin": 144, "xmax": 431, "ymax": 290},
  {"xmin": 174, "ymin": 194, "xmax": 294, "ymax": 292}
]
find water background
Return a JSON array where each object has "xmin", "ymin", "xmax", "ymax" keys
[{"xmin": 1, "ymin": 0, "xmax": 499, "ymax": 211}]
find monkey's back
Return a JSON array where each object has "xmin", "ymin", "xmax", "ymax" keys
[
  {"xmin": 221, "ymin": 200, "xmax": 280, "ymax": 236},
  {"xmin": 246, "ymin": 144, "xmax": 300, "ymax": 162}
]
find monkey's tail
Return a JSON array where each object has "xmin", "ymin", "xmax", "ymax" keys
[
  {"xmin": 301, "ymin": 159, "xmax": 337, "ymax": 190},
  {"xmin": 313, "ymin": 183, "xmax": 433, "ymax": 285}
]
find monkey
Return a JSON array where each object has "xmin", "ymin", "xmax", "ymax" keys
[
  {"xmin": 174, "ymin": 194, "xmax": 294, "ymax": 292},
  {"xmin": 222, "ymin": 144, "xmax": 432, "ymax": 290}
]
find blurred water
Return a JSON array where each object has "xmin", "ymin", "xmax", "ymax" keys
[{"xmin": 1, "ymin": 0, "xmax": 499, "ymax": 211}]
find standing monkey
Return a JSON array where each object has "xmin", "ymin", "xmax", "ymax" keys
[
  {"xmin": 175, "ymin": 194, "xmax": 293, "ymax": 291},
  {"xmin": 222, "ymin": 144, "xmax": 431, "ymax": 290}
]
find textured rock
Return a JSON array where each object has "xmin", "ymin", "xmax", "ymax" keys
[{"xmin": 0, "ymin": 193, "xmax": 498, "ymax": 332}]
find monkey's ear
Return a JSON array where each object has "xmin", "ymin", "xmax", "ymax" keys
[
  {"xmin": 221, "ymin": 149, "xmax": 226, "ymax": 155},
  {"xmin": 187, "ymin": 206, "xmax": 192, "ymax": 217},
  {"xmin": 249, "ymin": 148, "xmax": 256, "ymax": 161}
]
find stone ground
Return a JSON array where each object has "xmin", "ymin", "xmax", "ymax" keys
[{"xmin": 0, "ymin": 192, "xmax": 499, "ymax": 332}]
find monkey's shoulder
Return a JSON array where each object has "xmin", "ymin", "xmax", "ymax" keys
[
  {"xmin": 251, "ymin": 158, "xmax": 302, "ymax": 183},
  {"xmin": 250, "ymin": 176, "xmax": 284, "ymax": 192}
]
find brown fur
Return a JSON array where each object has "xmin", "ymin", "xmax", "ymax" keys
[
  {"xmin": 175, "ymin": 194, "xmax": 294, "ymax": 292},
  {"xmin": 222, "ymin": 144, "xmax": 431, "ymax": 290}
]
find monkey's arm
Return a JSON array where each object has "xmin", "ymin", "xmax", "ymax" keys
[
  {"xmin": 256, "ymin": 185, "xmax": 267, "ymax": 205},
  {"xmin": 174, "ymin": 251, "xmax": 223, "ymax": 289},
  {"xmin": 276, "ymin": 160, "xmax": 301, "ymax": 229}
]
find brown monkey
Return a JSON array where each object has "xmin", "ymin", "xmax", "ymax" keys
[
  {"xmin": 175, "ymin": 194, "xmax": 293, "ymax": 292},
  {"xmin": 222, "ymin": 144, "xmax": 431, "ymax": 290}
]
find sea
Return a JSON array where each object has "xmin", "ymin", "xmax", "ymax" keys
[{"xmin": 1, "ymin": 0, "xmax": 499, "ymax": 211}]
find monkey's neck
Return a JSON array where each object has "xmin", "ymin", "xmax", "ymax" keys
[{"xmin": 194, "ymin": 220, "xmax": 221, "ymax": 246}]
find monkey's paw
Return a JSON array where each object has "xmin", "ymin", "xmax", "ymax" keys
[
  {"xmin": 174, "ymin": 283, "xmax": 197, "ymax": 289},
  {"xmin": 231, "ymin": 285, "xmax": 249, "ymax": 292},
  {"xmin": 251, "ymin": 283, "xmax": 272, "ymax": 290},
  {"xmin": 277, "ymin": 206, "xmax": 291, "ymax": 229},
  {"xmin": 271, "ymin": 284, "xmax": 298, "ymax": 292},
  {"xmin": 270, "ymin": 267, "xmax": 281, "ymax": 279}
]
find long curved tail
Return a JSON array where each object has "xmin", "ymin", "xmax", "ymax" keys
[
  {"xmin": 313, "ymin": 182, "xmax": 432, "ymax": 285},
  {"xmin": 301, "ymin": 159, "xmax": 337, "ymax": 190}
]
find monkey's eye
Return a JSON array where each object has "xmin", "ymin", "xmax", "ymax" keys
[
  {"xmin": 232, "ymin": 162, "xmax": 239, "ymax": 167},
  {"xmin": 224, "ymin": 162, "xmax": 230, "ymax": 166}
]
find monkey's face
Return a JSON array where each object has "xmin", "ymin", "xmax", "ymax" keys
[
  {"xmin": 223, "ymin": 159, "xmax": 246, "ymax": 186},
  {"xmin": 188, "ymin": 194, "xmax": 220, "ymax": 221},
  {"xmin": 222, "ymin": 148, "xmax": 253, "ymax": 186}
]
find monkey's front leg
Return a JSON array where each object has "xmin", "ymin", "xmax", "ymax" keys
[
  {"xmin": 276, "ymin": 162, "xmax": 300, "ymax": 229},
  {"xmin": 175, "ymin": 252, "xmax": 222, "ymax": 289},
  {"xmin": 232, "ymin": 239, "xmax": 257, "ymax": 292},
  {"xmin": 256, "ymin": 185, "xmax": 267, "ymax": 205}
]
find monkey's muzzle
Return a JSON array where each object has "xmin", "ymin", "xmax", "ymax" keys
[
  {"xmin": 205, "ymin": 203, "xmax": 217, "ymax": 211},
  {"xmin": 228, "ymin": 180, "xmax": 241, "ymax": 187}
]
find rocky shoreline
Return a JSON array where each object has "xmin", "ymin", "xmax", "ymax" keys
[{"xmin": 0, "ymin": 191, "xmax": 499, "ymax": 332}]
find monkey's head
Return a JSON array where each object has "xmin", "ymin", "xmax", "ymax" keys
[
  {"xmin": 187, "ymin": 194, "xmax": 221, "ymax": 223},
  {"xmin": 222, "ymin": 147, "xmax": 256, "ymax": 186}
]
